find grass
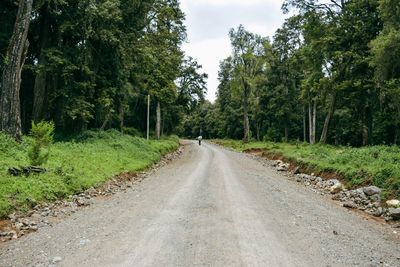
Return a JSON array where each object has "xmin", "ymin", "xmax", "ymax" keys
[
  {"xmin": 0, "ymin": 130, "xmax": 179, "ymax": 218},
  {"xmin": 215, "ymin": 140, "xmax": 400, "ymax": 200}
]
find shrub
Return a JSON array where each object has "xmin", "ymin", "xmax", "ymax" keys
[
  {"xmin": 0, "ymin": 132, "xmax": 19, "ymax": 154},
  {"xmin": 123, "ymin": 127, "xmax": 143, "ymax": 137},
  {"xmin": 75, "ymin": 129, "xmax": 122, "ymax": 142},
  {"xmin": 263, "ymin": 128, "xmax": 277, "ymax": 142},
  {"xmin": 28, "ymin": 121, "xmax": 55, "ymax": 166}
]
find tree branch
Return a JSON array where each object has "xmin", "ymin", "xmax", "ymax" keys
[{"xmin": 330, "ymin": 0, "xmax": 343, "ymax": 9}]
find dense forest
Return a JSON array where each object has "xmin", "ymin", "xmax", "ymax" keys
[
  {"xmin": 1, "ymin": 0, "xmax": 400, "ymax": 147},
  {"xmin": 183, "ymin": 0, "xmax": 400, "ymax": 147},
  {"xmin": 0, "ymin": 0, "xmax": 207, "ymax": 140}
]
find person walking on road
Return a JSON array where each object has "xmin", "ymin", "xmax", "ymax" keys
[{"xmin": 197, "ymin": 135, "xmax": 202, "ymax": 146}]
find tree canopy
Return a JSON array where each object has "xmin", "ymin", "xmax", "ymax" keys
[
  {"xmin": 0, "ymin": 0, "xmax": 207, "ymax": 139},
  {"xmin": 183, "ymin": 0, "xmax": 400, "ymax": 146},
  {"xmin": 2, "ymin": 0, "xmax": 400, "ymax": 147}
]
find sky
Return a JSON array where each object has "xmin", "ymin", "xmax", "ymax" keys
[{"xmin": 180, "ymin": 0, "xmax": 289, "ymax": 102}]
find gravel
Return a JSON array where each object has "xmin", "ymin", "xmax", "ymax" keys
[{"xmin": 0, "ymin": 141, "xmax": 399, "ymax": 267}]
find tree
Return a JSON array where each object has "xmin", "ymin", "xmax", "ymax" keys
[
  {"xmin": 176, "ymin": 57, "xmax": 208, "ymax": 113},
  {"xmin": 215, "ymin": 57, "xmax": 243, "ymax": 139},
  {"xmin": 32, "ymin": 1, "xmax": 53, "ymax": 122},
  {"xmin": 138, "ymin": 0, "xmax": 186, "ymax": 139},
  {"xmin": 28, "ymin": 121, "xmax": 54, "ymax": 166},
  {"xmin": 283, "ymin": 0, "xmax": 381, "ymax": 145},
  {"xmin": 0, "ymin": 0, "xmax": 32, "ymax": 140},
  {"xmin": 229, "ymin": 25, "xmax": 267, "ymax": 142},
  {"xmin": 267, "ymin": 16, "xmax": 303, "ymax": 142},
  {"xmin": 370, "ymin": 0, "xmax": 400, "ymax": 144},
  {"xmin": 200, "ymin": 0, "xmax": 389, "ymax": 147},
  {"xmin": 0, "ymin": 0, "xmax": 204, "ymax": 140}
]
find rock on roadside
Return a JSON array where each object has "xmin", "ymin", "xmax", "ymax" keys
[
  {"xmin": 330, "ymin": 183, "xmax": 344, "ymax": 194},
  {"xmin": 363, "ymin": 186, "xmax": 381, "ymax": 196},
  {"xmin": 386, "ymin": 199, "xmax": 400, "ymax": 208},
  {"xmin": 387, "ymin": 208, "xmax": 400, "ymax": 220},
  {"xmin": 268, "ymin": 158, "xmax": 396, "ymax": 221}
]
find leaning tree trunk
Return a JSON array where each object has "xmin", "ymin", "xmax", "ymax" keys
[
  {"xmin": 155, "ymin": 101, "xmax": 161, "ymax": 140},
  {"xmin": 100, "ymin": 112, "xmax": 110, "ymax": 130},
  {"xmin": 32, "ymin": 3, "xmax": 51, "ymax": 122},
  {"xmin": 0, "ymin": 0, "xmax": 32, "ymax": 140},
  {"xmin": 320, "ymin": 92, "xmax": 337, "ymax": 144}
]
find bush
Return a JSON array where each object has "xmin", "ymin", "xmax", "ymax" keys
[
  {"xmin": 263, "ymin": 128, "xmax": 277, "ymax": 142},
  {"xmin": 75, "ymin": 129, "xmax": 122, "ymax": 142},
  {"xmin": 28, "ymin": 121, "xmax": 55, "ymax": 166},
  {"xmin": 0, "ymin": 132, "xmax": 19, "ymax": 154},
  {"xmin": 123, "ymin": 127, "xmax": 143, "ymax": 137}
]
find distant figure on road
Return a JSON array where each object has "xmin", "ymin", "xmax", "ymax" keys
[{"xmin": 197, "ymin": 135, "xmax": 202, "ymax": 146}]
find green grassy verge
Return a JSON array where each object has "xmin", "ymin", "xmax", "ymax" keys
[
  {"xmin": 0, "ymin": 130, "xmax": 179, "ymax": 218},
  {"xmin": 215, "ymin": 140, "xmax": 400, "ymax": 199}
]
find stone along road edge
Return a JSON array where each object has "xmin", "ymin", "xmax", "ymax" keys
[{"xmin": 0, "ymin": 141, "xmax": 399, "ymax": 266}]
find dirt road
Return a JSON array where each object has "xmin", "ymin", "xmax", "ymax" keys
[{"xmin": 1, "ymin": 141, "xmax": 399, "ymax": 266}]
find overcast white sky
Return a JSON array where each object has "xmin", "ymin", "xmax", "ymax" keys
[{"xmin": 181, "ymin": 0, "xmax": 289, "ymax": 102}]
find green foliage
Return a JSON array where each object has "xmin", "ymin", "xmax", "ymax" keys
[
  {"xmin": 0, "ymin": 0, "xmax": 203, "ymax": 138},
  {"xmin": 228, "ymin": 25, "xmax": 269, "ymax": 142},
  {"xmin": 217, "ymin": 140, "xmax": 400, "ymax": 199},
  {"xmin": 369, "ymin": 1, "xmax": 400, "ymax": 139},
  {"xmin": 139, "ymin": 0, "xmax": 186, "ymax": 107},
  {"xmin": 0, "ymin": 0, "xmax": 16, "ymax": 73},
  {"xmin": 27, "ymin": 121, "xmax": 55, "ymax": 166},
  {"xmin": 123, "ymin": 127, "xmax": 143, "ymax": 137},
  {"xmin": 0, "ymin": 131, "xmax": 179, "ymax": 218},
  {"xmin": 176, "ymin": 57, "xmax": 208, "ymax": 112},
  {"xmin": 263, "ymin": 128, "xmax": 278, "ymax": 142},
  {"xmin": 185, "ymin": 0, "xmax": 400, "ymax": 148}
]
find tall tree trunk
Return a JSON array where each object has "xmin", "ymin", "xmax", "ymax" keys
[
  {"xmin": 309, "ymin": 99, "xmax": 317, "ymax": 145},
  {"xmin": 284, "ymin": 124, "xmax": 288, "ymax": 143},
  {"xmin": 362, "ymin": 105, "xmax": 372, "ymax": 146},
  {"xmin": 362, "ymin": 123, "xmax": 368, "ymax": 146},
  {"xmin": 256, "ymin": 123, "xmax": 260, "ymax": 141},
  {"xmin": 156, "ymin": 101, "xmax": 161, "ymax": 140},
  {"xmin": 0, "ymin": 0, "xmax": 32, "ymax": 140},
  {"xmin": 284, "ymin": 108, "xmax": 289, "ymax": 142},
  {"xmin": 100, "ymin": 112, "xmax": 110, "ymax": 130},
  {"xmin": 312, "ymin": 100, "xmax": 317, "ymax": 144},
  {"xmin": 283, "ymin": 80, "xmax": 289, "ymax": 143},
  {"xmin": 303, "ymin": 106, "xmax": 307, "ymax": 142},
  {"xmin": 161, "ymin": 111, "xmax": 165, "ymax": 136},
  {"xmin": 119, "ymin": 103, "xmax": 124, "ymax": 133},
  {"xmin": 242, "ymin": 81, "xmax": 250, "ymax": 143},
  {"xmin": 32, "ymin": 3, "xmax": 51, "ymax": 122},
  {"xmin": 320, "ymin": 92, "xmax": 337, "ymax": 144},
  {"xmin": 243, "ymin": 110, "xmax": 249, "ymax": 142},
  {"xmin": 309, "ymin": 101, "xmax": 313, "ymax": 144}
]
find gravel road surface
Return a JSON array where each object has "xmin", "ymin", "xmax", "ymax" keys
[{"xmin": 0, "ymin": 141, "xmax": 399, "ymax": 267}]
